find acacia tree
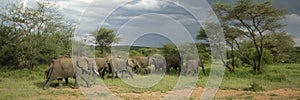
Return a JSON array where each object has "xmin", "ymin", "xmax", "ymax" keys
[
  {"xmin": 213, "ymin": 0, "xmax": 286, "ymax": 72},
  {"xmin": 263, "ymin": 33, "xmax": 294, "ymax": 63},
  {"xmin": 91, "ymin": 27, "xmax": 120, "ymax": 56},
  {"xmin": 223, "ymin": 27, "xmax": 245, "ymax": 71},
  {"xmin": 198, "ymin": 22, "xmax": 233, "ymax": 72}
]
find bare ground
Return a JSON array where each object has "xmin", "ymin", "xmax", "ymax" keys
[{"xmin": 29, "ymin": 86, "xmax": 300, "ymax": 100}]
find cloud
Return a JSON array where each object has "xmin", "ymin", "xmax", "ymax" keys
[
  {"xmin": 0, "ymin": 0, "xmax": 217, "ymax": 47},
  {"xmin": 124, "ymin": 0, "xmax": 167, "ymax": 10},
  {"xmin": 285, "ymin": 14, "xmax": 300, "ymax": 46}
]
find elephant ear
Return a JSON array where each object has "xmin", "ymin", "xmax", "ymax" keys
[
  {"xmin": 127, "ymin": 59, "xmax": 134, "ymax": 67},
  {"xmin": 106, "ymin": 57, "xmax": 112, "ymax": 64}
]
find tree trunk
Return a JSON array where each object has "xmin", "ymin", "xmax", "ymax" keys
[{"xmin": 231, "ymin": 40, "xmax": 235, "ymax": 72}]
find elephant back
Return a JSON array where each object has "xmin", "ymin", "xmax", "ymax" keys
[
  {"xmin": 149, "ymin": 54, "xmax": 166, "ymax": 68},
  {"xmin": 110, "ymin": 58, "xmax": 128, "ymax": 71},
  {"xmin": 76, "ymin": 56, "xmax": 90, "ymax": 71},
  {"xmin": 51, "ymin": 58, "xmax": 74, "ymax": 78},
  {"xmin": 95, "ymin": 57, "xmax": 109, "ymax": 69},
  {"xmin": 134, "ymin": 57, "xmax": 149, "ymax": 68},
  {"xmin": 166, "ymin": 54, "xmax": 181, "ymax": 67}
]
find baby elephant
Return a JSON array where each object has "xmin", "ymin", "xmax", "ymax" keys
[{"xmin": 145, "ymin": 64, "xmax": 156, "ymax": 74}]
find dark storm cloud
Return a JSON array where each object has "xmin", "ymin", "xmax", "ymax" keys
[
  {"xmin": 2, "ymin": 0, "xmax": 298, "ymax": 46},
  {"xmin": 272, "ymin": 0, "xmax": 300, "ymax": 15},
  {"xmin": 207, "ymin": 0, "xmax": 300, "ymax": 15}
]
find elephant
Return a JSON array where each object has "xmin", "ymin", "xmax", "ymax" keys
[
  {"xmin": 148, "ymin": 55, "xmax": 166, "ymax": 73},
  {"xmin": 127, "ymin": 56, "xmax": 150, "ymax": 73},
  {"xmin": 44, "ymin": 66, "xmax": 73, "ymax": 85},
  {"xmin": 43, "ymin": 57, "xmax": 98, "ymax": 90},
  {"xmin": 95, "ymin": 57, "xmax": 109, "ymax": 79},
  {"xmin": 165, "ymin": 54, "xmax": 182, "ymax": 74},
  {"xmin": 184, "ymin": 59, "xmax": 205, "ymax": 76},
  {"xmin": 108, "ymin": 57, "xmax": 134, "ymax": 79},
  {"xmin": 145, "ymin": 64, "xmax": 155, "ymax": 74}
]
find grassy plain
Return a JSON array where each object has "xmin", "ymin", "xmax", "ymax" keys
[{"xmin": 0, "ymin": 63, "xmax": 299, "ymax": 99}]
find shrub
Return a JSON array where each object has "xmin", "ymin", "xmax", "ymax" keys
[{"xmin": 244, "ymin": 81, "xmax": 264, "ymax": 92}]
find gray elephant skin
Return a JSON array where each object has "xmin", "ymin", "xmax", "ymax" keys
[
  {"xmin": 127, "ymin": 56, "xmax": 150, "ymax": 73},
  {"xmin": 184, "ymin": 59, "xmax": 205, "ymax": 76},
  {"xmin": 43, "ymin": 57, "xmax": 98, "ymax": 90},
  {"xmin": 149, "ymin": 55, "xmax": 166, "ymax": 73},
  {"xmin": 108, "ymin": 57, "xmax": 134, "ymax": 79}
]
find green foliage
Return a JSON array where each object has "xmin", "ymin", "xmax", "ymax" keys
[
  {"xmin": 92, "ymin": 27, "xmax": 120, "ymax": 54},
  {"xmin": 129, "ymin": 50, "xmax": 143, "ymax": 57},
  {"xmin": 213, "ymin": 0, "xmax": 287, "ymax": 72},
  {"xmin": 137, "ymin": 48, "xmax": 160, "ymax": 57},
  {"xmin": 0, "ymin": 1, "xmax": 74, "ymax": 69},
  {"xmin": 195, "ymin": 43, "xmax": 211, "ymax": 64},
  {"xmin": 162, "ymin": 43, "xmax": 179, "ymax": 56},
  {"xmin": 262, "ymin": 33, "xmax": 295, "ymax": 63},
  {"xmin": 287, "ymin": 46, "xmax": 300, "ymax": 63}
]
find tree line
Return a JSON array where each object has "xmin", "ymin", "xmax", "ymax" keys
[
  {"xmin": 0, "ymin": 2, "xmax": 73, "ymax": 69},
  {"xmin": 0, "ymin": 0, "xmax": 299, "ymax": 73}
]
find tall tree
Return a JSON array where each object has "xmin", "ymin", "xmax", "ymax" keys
[
  {"xmin": 91, "ymin": 27, "xmax": 120, "ymax": 55},
  {"xmin": 0, "ymin": 1, "xmax": 74, "ymax": 69},
  {"xmin": 198, "ymin": 22, "xmax": 234, "ymax": 72},
  {"xmin": 223, "ymin": 26, "xmax": 244, "ymax": 71},
  {"xmin": 213, "ymin": 0, "xmax": 286, "ymax": 72}
]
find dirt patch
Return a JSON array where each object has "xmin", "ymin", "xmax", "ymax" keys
[
  {"xmin": 29, "ymin": 87, "xmax": 300, "ymax": 100},
  {"xmin": 191, "ymin": 87, "xmax": 300, "ymax": 99},
  {"xmin": 28, "ymin": 88, "xmax": 85, "ymax": 100},
  {"xmin": 117, "ymin": 92, "xmax": 166, "ymax": 100},
  {"xmin": 29, "ymin": 94, "xmax": 85, "ymax": 100},
  {"xmin": 113, "ymin": 87, "xmax": 300, "ymax": 100}
]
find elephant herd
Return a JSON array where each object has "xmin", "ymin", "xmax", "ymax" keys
[{"xmin": 43, "ymin": 54, "xmax": 205, "ymax": 89}]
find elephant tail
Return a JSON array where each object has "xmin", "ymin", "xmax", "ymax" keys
[{"xmin": 45, "ymin": 66, "xmax": 53, "ymax": 80}]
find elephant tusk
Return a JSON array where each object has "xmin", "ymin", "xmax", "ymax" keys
[{"xmin": 94, "ymin": 70, "xmax": 99, "ymax": 76}]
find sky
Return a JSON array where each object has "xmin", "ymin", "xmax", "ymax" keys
[{"xmin": 1, "ymin": 0, "xmax": 299, "ymax": 47}]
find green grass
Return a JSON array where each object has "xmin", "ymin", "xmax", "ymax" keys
[
  {"xmin": 102, "ymin": 74, "xmax": 179, "ymax": 93},
  {"xmin": 0, "ymin": 63, "xmax": 299, "ymax": 99},
  {"xmin": 0, "ymin": 65, "xmax": 82, "ymax": 100},
  {"xmin": 215, "ymin": 63, "xmax": 300, "ymax": 90}
]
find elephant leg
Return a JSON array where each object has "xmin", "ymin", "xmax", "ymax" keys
[
  {"xmin": 93, "ymin": 72, "xmax": 97, "ymax": 85},
  {"xmin": 201, "ymin": 66, "xmax": 206, "ymax": 75},
  {"xmin": 103, "ymin": 70, "xmax": 109, "ymax": 79},
  {"xmin": 127, "ymin": 68, "xmax": 134, "ymax": 79},
  {"xmin": 121, "ymin": 71, "xmax": 125, "ymax": 78},
  {"xmin": 100, "ymin": 68, "xmax": 105, "ymax": 79},
  {"xmin": 58, "ymin": 78, "xmax": 63, "ymax": 88},
  {"xmin": 111, "ymin": 71, "xmax": 115, "ymax": 80},
  {"xmin": 43, "ymin": 77, "xmax": 54, "ymax": 90},
  {"xmin": 195, "ymin": 69, "xmax": 199, "ymax": 76},
  {"xmin": 74, "ymin": 73, "xmax": 80, "ymax": 89},
  {"xmin": 115, "ymin": 72, "xmax": 119, "ymax": 78},
  {"xmin": 81, "ymin": 73, "xmax": 91, "ymax": 87},
  {"xmin": 65, "ymin": 78, "xmax": 69, "ymax": 85}
]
